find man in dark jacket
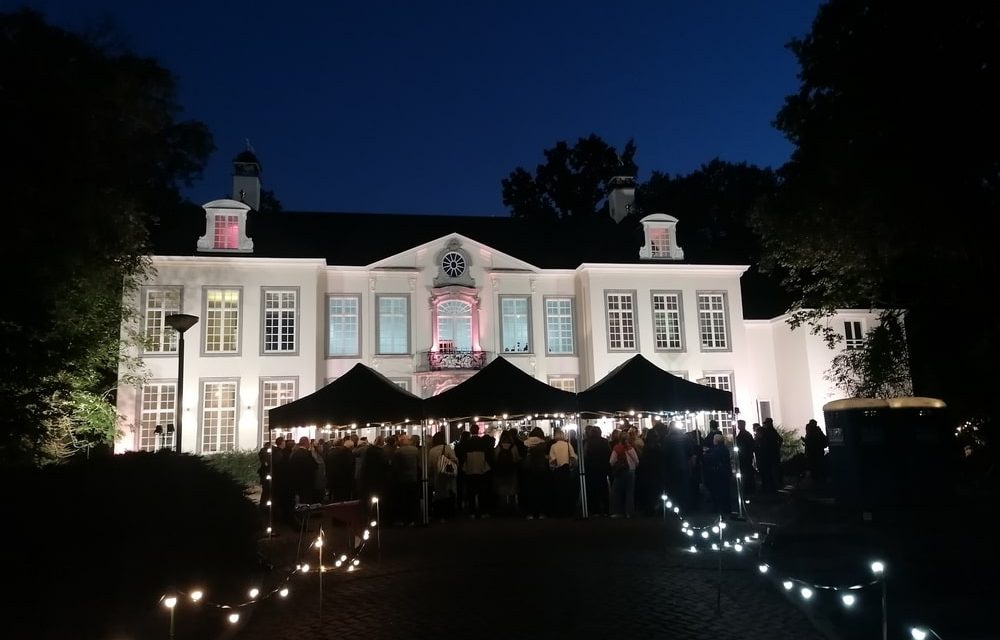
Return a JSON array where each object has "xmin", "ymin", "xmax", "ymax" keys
[
  {"xmin": 757, "ymin": 418, "xmax": 782, "ymax": 491},
  {"xmin": 584, "ymin": 426, "xmax": 612, "ymax": 516},
  {"xmin": 289, "ymin": 437, "xmax": 318, "ymax": 506},
  {"xmin": 734, "ymin": 420, "xmax": 756, "ymax": 496}
]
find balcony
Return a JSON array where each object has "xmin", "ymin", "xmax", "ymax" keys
[{"xmin": 416, "ymin": 350, "xmax": 492, "ymax": 372}]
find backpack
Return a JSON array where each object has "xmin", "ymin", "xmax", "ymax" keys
[
  {"xmin": 526, "ymin": 443, "xmax": 550, "ymax": 473},
  {"xmin": 494, "ymin": 446, "xmax": 516, "ymax": 473}
]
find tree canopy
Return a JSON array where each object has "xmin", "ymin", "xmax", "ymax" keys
[
  {"xmin": 502, "ymin": 134, "xmax": 637, "ymax": 220},
  {"xmin": 0, "ymin": 10, "xmax": 214, "ymax": 463},
  {"xmin": 753, "ymin": 2, "xmax": 1000, "ymax": 416}
]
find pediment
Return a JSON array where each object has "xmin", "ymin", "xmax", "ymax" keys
[{"xmin": 368, "ymin": 233, "xmax": 541, "ymax": 273}]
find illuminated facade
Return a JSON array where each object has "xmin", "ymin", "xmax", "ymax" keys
[{"xmin": 116, "ymin": 153, "xmax": 879, "ymax": 453}]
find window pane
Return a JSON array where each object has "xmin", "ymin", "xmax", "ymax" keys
[
  {"xmin": 653, "ymin": 293, "xmax": 682, "ymax": 350},
  {"xmin": 261, "ymin": 379, "xmax": 297, "ymax": 446},
  {"xmin": 144, "ymin": 289, "xmax": 181, "ymax": 353},
  {"xmin": 704, "ymin": 374, "xmax": 734, "ymax": 436},
  {"xmin": 202, "ymin": 381, "xmax": 237, "ymax": 453},
  {"xmin": 437, "ymin": 300, "xmax": 472, "ymax": 351},
  {"xmin": 606, "ymin": 292, "xmax": 636, "ymax": 351},
  {"xmin": 264, "ymin": 290, "xmax": 296, "ymax": 353},
  {"xmin": 213, "ymin": 215, "xmax": 239, "ymax": 250},
  {"xmin": 205, "ymin": 289, "xmax": 240, "ymax": 353},
  {"xmin": 328, "ymin": 296, "xmax": 359, "ymax": 356},
  {"xmin": 378, "ymin": 296, "xmax": 409, "ymax": 354},
  {"xmin": 698, "ymin": 293, "xmax": 728, "ymax": 349},
  {"xmin": 545, "ymin": 298, "xmax": 574, "ymax": 354},
  {"xmin": 138, "ymin": 383, "xmax": 176, "ymax": 451},
  {"xmin": 501, "ymin": 297, "xmax": 530, "ymax": 353}
]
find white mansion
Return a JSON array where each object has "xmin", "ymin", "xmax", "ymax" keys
[{"xmin": 115, "ymin": 151, "xmax": 877, "ymax": 454}]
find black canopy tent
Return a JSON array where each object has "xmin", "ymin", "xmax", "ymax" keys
[
  {"xmin": 422, "ymin": 356, "xmax": 579, "ymax": 419},
  {"xmin": 268, "ymin": 363, "xmax": 424, "ymax": 428},
  {"xmin": 577, "ymin": 354, "xmax": 733, "ymax": 414}
]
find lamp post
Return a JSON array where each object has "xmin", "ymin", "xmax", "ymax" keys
[{"xmin": 165, "ymin": 314, "xmax": 198, "ymax": 452}]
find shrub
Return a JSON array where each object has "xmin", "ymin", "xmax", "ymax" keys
[
  {"xmin": 202, "ymin": 448, "xmax": 261, "ymax": 490},
  {"xmin": 776, "ymin": 424, "xmax": 804, "ymax": 461},
  {"xmin": 2, "ymin": 451, "xmax": 262, "ymax": 639}
]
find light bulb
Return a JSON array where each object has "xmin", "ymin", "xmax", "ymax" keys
[
  {"xmin": 910, "ymin": 629, "xmax": 928, "ymax": 640},
  {"xmin": 248, "ymin": 587, "xmax": 259, "ymax": 599},
  {"xmin": 800, "ymin": 587, "xmax": 813, "ymax": 600},
  {"xmin": 711, "ymin": 543, "xmax": 719, "ymax": 551},
  {"xmin": 689, "ymin": 545, "xmax": 698, "ymax": 553},
  {"xmin": 673, "ymin": 506, "xmax": 679, "ymax": 513},
  {"xmin": 758, "ymin": 564, "xmax": 769, "ymax": 574},
  {"xmin": 340, "ymin": 555, "xmax": 348, "ymax": 562},
  {"xmin": 782, "ymin": 580, "xmax": 794, "ymax": 591},
  {"xmin": 163, "ymin": 596, "xmax": 177, "ymax": 609},
  {"xmin": 279, "ymin": 587, "xmax": 289, "ymax": 598},
  {"xmin": 371, "ymin": 496, "xmax": 380, "ymax": 504},
  {"xmin": 190, "ymin": 590, "xmax": 203, "ymax": 602},
  {"xmin": 228, "ymin": 613, "xmax": 240, "ymax": 624},
  {"xmin": 682, "ymin": 521, "xmax": 690, "ymax": 528},
  {"xmin": 686, "ymin": 529, "xmax": 694, "ymax": 537},
  {"xmin": 352, "ymin": 559, "xmax": 360, "ymax": 566},
  {"xmin": 661, "ymin": 494, "xmax": 668, "ymax": 502},
  {"xmin": 370, "ymin": 520, "xmax": 377, "ymax": 527},
  {"xmin": 711, "ymin": 526, "xmax": 719, "ymax": 534},
  {"xmin": 734, "ymin": 543, "xmax": 743, "ymax": 552},
  {"xmin": 701, "ymin": 531, "xmax": 709, "ymax": 539},
  {"xmin": 871, "ymin": 561, "xmax": 885, "ymax": 575},
  {"xmin": 841, "ymin": 593, "xmax": 856, "ymax": 607},
  {"xmin": 300, "ymin": 563, "xmax": 310, "ymax": 573}
]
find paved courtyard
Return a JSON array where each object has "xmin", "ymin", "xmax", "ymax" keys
[{"xmin": 229, "ymin": 516, "xmax": 826, "ymax": 640}]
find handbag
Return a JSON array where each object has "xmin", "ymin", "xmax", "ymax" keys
[{"xmin": 438, "ymin": 446, "xmax": 457, "ymax": 476}]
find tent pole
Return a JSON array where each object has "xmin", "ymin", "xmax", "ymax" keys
[
  {"xmin": 421, "ymin": 420, "xmax": 430, "ymax": 526},
  {"xmin": 577, "ymin": 414, "xmax": 589, "ymax": 519}
]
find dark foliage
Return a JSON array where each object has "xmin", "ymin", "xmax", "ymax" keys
[{"xmin": 2, "ymin": 452, "xmax": 260, "ymax": 639}]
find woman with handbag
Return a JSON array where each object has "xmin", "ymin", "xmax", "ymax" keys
[{"xmin": 429, "ymin": 431, "xmax": 458, "ymax": 522}]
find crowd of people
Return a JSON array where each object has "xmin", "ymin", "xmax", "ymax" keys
[{"xmin": 258, "ymin": 416, "xmax": 829, "ymax": 526}]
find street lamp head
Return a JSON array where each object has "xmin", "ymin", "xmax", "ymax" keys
[{"xmin": 165, "ymin": 313, "xmax": 199, "ymax": 334}]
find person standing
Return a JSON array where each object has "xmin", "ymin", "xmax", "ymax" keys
[
  {"xmin": 289, "ymin": 436, "xmax": 318, "ymax": 506},
  {"xmin": 734, "ymin": 420, "xmax": 756, "ymax": 496},
  {"xmin": 802, "ymin": 419, "xmax": 829, "ymax": 485},
  {"xmin": 703, "ymin": 434, "xmax": 733, "ymax": 516},
  {"xmin": 609, "ymin": 434, "xmax": 639, "ymax": 518},
  {"xmin": 521, "ymin": 427, "xmax": 551, "ymax": 519},
  {"xmin": 584, "ymin": 426, "xmax": 611, "ymax": 517},
  {"xmin": 392, "ymin": 434, "xmax": 422, "ymax": 526},
  {"xmin": 457, "ymin": 424, "xmax": 493, "ymax": 518},
  {"xmin": 548, "ymin": 428, "xmax": 578, "ymax": 517},
  {"xmin": 428, "ymin": 431, "xmax": 458, "ymax": 521},
  {"xmin": 757, "ymin": 418, "xmax": 783, "ymax": 491}
]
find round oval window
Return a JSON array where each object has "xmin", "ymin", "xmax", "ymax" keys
[{"xmin": 441, "ymin": 251, "xmax": 466, "ymax": 278}]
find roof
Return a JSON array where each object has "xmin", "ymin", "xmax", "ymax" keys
[
  {"xmin": 233, "ymin": 150, "xmax": 260, "ymax": 165},
  {"xmin": 147, "ymin": 206, "xmax": 792, "ymax": 318}
]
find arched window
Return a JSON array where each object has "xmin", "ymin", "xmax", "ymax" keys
[{"xmin": 437, "ymin": 300, "xmax": 473, "ymax": 351}]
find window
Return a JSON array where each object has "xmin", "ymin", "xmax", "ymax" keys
[
  {"xmin": 377, "ymin": 295, "xmax": 409, "ymax": 355},
  {"xmin": 500, "ymin": 296, "xmax": 531, "ymax": 353},
  {"xmin": 758, "ymin": 400, "xmax": 773, "ymax": 423},
  {"xmin": 143, "ymin": 288, "xmax": 181, "ymax": 353},
  {"xmin": 263, "ymin": 289, "xmax": 297, "ymax": 354},
  {"xmin": 703, "ymin": 373, "xmax": 734, "ymax": 436},
  {"xmin": 697, "ymin": 292, "xmax": 729, "ymax": 350},
  {"xmin": 138, "ymin": 382, "xmax": 176, "ymax": 451},
  {"xmin": 392, "ymin": 379, "xmax": 410, "ymax": 392},
  {"xmin": 204, "ymin": 288, "xmax": 240, "ymax": 354},
  {"xmin": 548, "ymin": 376, "xmax": 577, "ymax": 392},
  {"xmin": 669, "ymin": 371, "xmax": 688, "ymax": 380},
  {"xmin": 544, "ymin": 298, "xmax": 575, "ymax": 355},
  {"xmin": 213, "ymin": 214, "xmax": 240, "ymax": 250},
  {"xmin": 606, "ymin": 291, "xmax": 637, "ymax": 351},
  {"xmin": 652, "ymin": 292, "xmax": 683, "ymax": 350},
  {"xmin": 201, "ymin": 380, "xmax": 238, "ymax": 453},
  {"xmin": 844, "ymin": 321, "xmax": 864, "ymax": 350},
  {"xmin": 437, "ymin": 300, "xmax": 473, "ymax": 351},
  {"xmin": 328, "ymin": 295, "xmax": 360, "ymax": 357},
  {"xmin": 649, "ymin": 228, "xmax": 672, "ymax": 258},
  {"xmin": 260, "ymin": 379, "xmax": 297, "ymax": 446}
]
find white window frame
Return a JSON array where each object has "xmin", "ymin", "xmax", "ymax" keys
[
  {"xmin": 327, "ymin": 294, "xmax": 361, "ymax": 358},
  {"xmin": 137, "ymin": 381, "xmax": 176, "ymax": 451},
  {"xmin": 697, "ymin": 291, "xmax": 731, "ymax": 352},
  {"xmin": 202, "ymin": 287, "xmax": 242, "ymax": 356},
  {"xmin": 141, "ymin": 286, "xmax": 183, "ymax": 355},
  {"xmin": 702, "ymin": 371, "xmax": 735, "ymax": 436},
  {"xmin": 376, "ymin": 294, "xmax": 411, "ymax": 356},
  {"xmin": 547, "ymin": 375, "xmax": 578, "ymax": 392},
  {"xmin": 844, "ymin": 321, "xmax": 864, "ymax": 350},
  {"xmin": 261, "ymin": 288, "xmax": 298, "ymax": 355},
  {"xmin": 543, "ymin": 296, "xmax": 576, "ymax": 356},
  {"xmin": 499, "ymin": 295, "xmax": 532, "ymax": 354},
  {"xmin": 390, "ymin": 378, "xmax": 411, "ymax": 392},
  {"xmin": 651, "ymin": 290, "xmax": 685, "ymax": 351},
  {"xmin": 199, "ymin": 378, "xmax": 239, "ymax": 454},
  {"xmin": 668, "ymin": 370, "xmax": 688, "ymax": 380},
  {"xmin": 213, "ymin": 214, "xmax": 240, "ymax": 250},
  {"xmin": 605, "ymin": 290, "xmax": 638, "ymax": 352},
  {"xmin": 260, "ymin": 377, "xmax": 298, "ymax": 446},
  {"xmin": 649, "ymin": 227, "xmax": 672, "ymax": 258}
]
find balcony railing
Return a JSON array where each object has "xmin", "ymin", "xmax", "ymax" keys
[{"xmin": 417, "ymin": 350, "xmax": 491, "ymax": 372}]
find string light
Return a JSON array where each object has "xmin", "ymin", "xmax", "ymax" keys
[
  {"xmin": 155, "ymin": 495, "xmax": 381, "ymax": 627},
  {"xmin": 758, "ymin": 564, "xmax": 769, "ymax": 574},
  {"xmin": 800, "ymin": 587, "xmax": 814, "ymax": 600},
  {"xmin": 783, "ymin": 581, "xmax": 794, "ymax": 591},
  {"xmin": 841, "ymin": 593, "xmax": 856, "ymax": 607}
]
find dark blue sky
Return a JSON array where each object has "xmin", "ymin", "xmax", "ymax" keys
[{"xmin": 27, "ymin": 1, "xmax": 821, "ymax": 215}]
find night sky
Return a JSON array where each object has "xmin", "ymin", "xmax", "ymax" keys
[{"xmin": 23, "ymin": 1, "xmax": 822, "ymax": 215}]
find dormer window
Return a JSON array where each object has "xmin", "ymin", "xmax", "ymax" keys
[
  {"xmin": 649, "ymin": 227, "xmax": 672, "ymax": 258},
  {"xmin": 639, "ymin": 214, "xmax": 684, "ymax": 260},
  {"xmin": 213, "ymin": 215, "xmax": 240, "ymax": 250},
  {"xmin": 197, "ymin": 200, "xmax": 254, "ymax": 254}
]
